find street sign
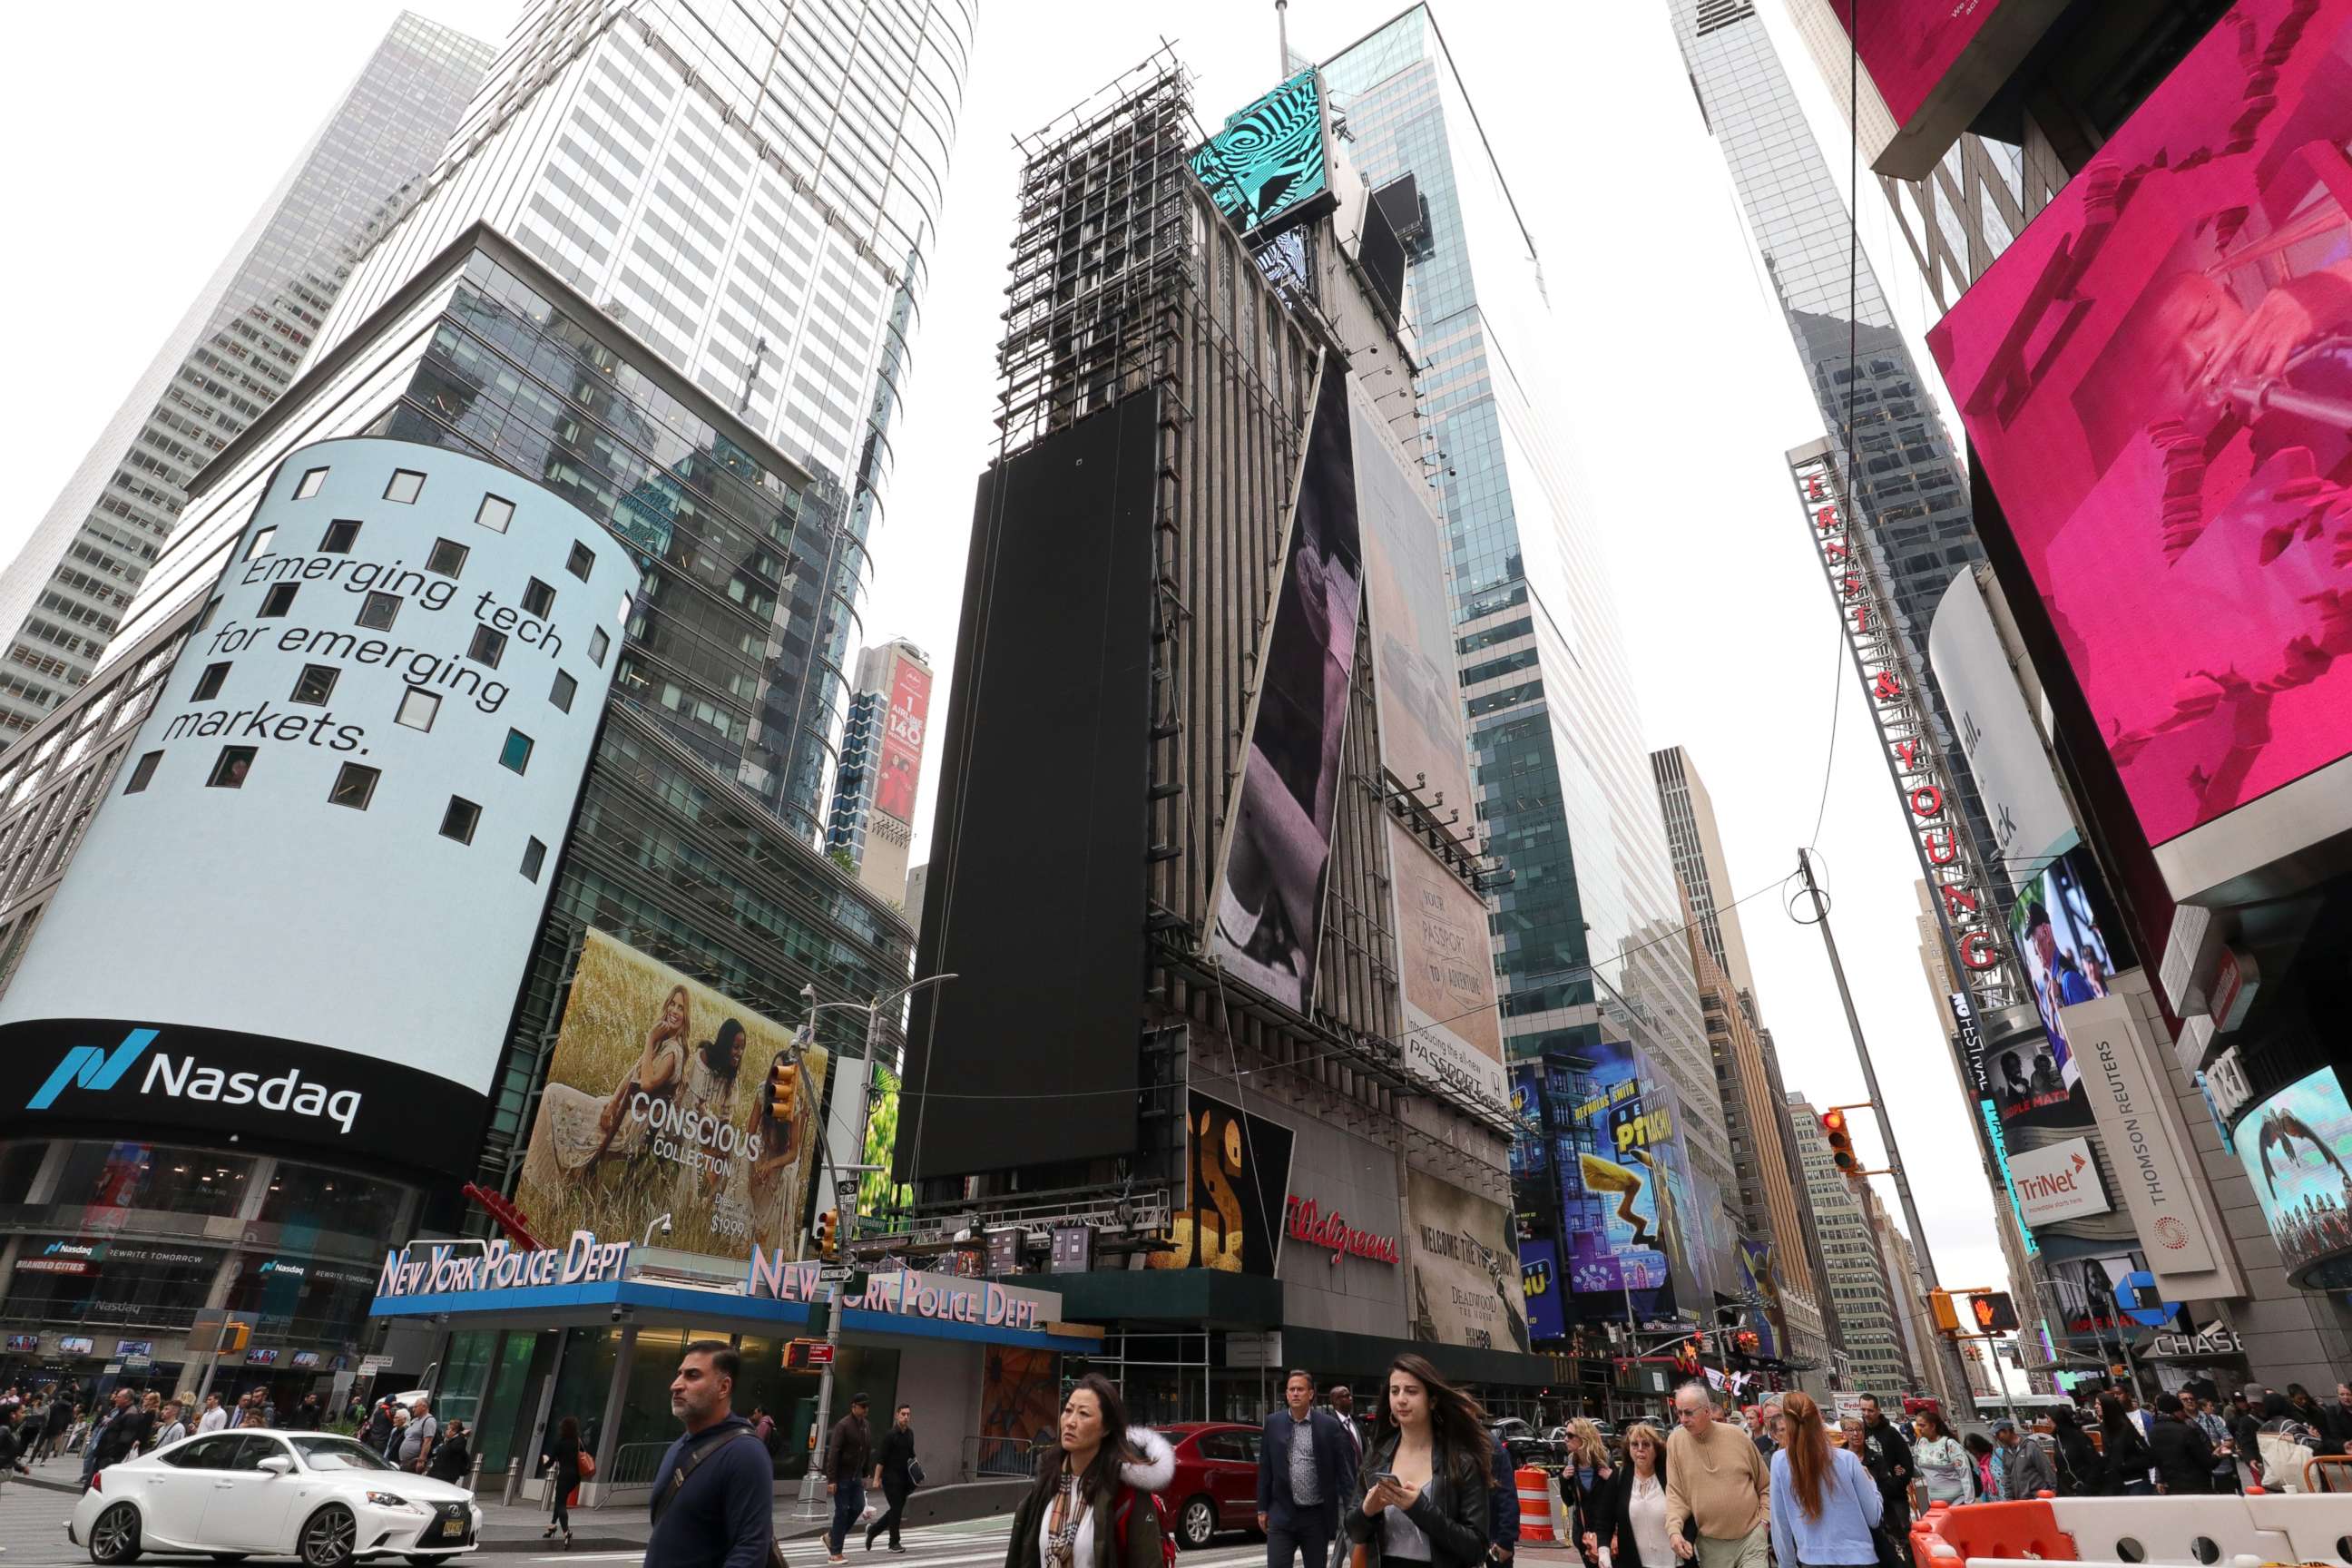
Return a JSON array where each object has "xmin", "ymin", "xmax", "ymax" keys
[
  {"xmin": 807, "ymin": 1341, "xmax": 836, "ymax": 1366},
  {"xmin": 818, "ymin": 1263, "xmax": 856, "ymax": 1283},
  {"xmin": 1226, "ymin": 1330, "xmax": 1282, "ymax": 1369},
  {"xmin": 835, "ymin": 1178, "xmax": 860, "ymax": 1209}
]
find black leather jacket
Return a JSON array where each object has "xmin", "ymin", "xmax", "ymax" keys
[{"xmin": 1345, "ymin": 1430, "xmax": 1491, "ymax": 1568}]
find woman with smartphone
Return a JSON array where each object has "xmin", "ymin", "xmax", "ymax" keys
[{"xmin": 1347, "ymin": 1354, "xmax": 1492, "ymax": 1568}]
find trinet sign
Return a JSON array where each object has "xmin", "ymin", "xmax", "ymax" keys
[{"xmin": 2006, "ymin": 1135, "xmax": 2112, "ymax": 1227}]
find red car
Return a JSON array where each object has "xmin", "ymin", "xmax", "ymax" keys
[{"xmin": 1154, "ymin": 1422, "xmax": 1266, "ymax": 1550}]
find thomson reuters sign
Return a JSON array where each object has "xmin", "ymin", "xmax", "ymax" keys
[{"xmin": 2007, "ymin": 1135, "xmax": 2112, "ymax": 1227}]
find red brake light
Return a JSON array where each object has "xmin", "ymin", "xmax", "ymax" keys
[{"xmin": 91, "ymin": 1472, "xmax": 102, "ymax": 1493}]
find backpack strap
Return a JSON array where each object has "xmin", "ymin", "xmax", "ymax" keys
[{"xmin": 653, "ymin": 1426, "xmax": 761, "ymax": 1524}]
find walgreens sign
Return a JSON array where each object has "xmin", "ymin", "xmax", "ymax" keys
[{"xmin": 2007, "ymin": 1135, "xmax": 2112, "ymax": 1227}]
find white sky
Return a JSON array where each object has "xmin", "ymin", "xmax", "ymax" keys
[{"xmin": 0, "ymin": 2, "xmax": 2021, "ymax": 1325}]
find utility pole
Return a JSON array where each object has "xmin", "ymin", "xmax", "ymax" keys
[
  {"xmin": 1275, "ymin": 0, "xmax": 1289, "ymax": 78},
  {"xmin": 794, "ymin": 973, "xmax": 955, "ymax": 1521}
]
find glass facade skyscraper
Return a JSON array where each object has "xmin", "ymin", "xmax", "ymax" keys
[
  {"xmin": 110, "ymin": 0, "xmax": 974, "ymax": 839},
  {"xmin": 1320, "ymin": 10, "xmax": 1736, "ymax": 1249},
  {"xmin": 0, "ymin": 13, "xmax": 494, "ymax": 743},
  {"xmin": 1665, "ymin": 0, "xmax": 1997, "ymax": 867}
]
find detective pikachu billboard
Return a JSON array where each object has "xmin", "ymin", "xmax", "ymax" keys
[{"xmin": 1150, "ymin": 1090, "xmax": 1296, "ymax": 1275}]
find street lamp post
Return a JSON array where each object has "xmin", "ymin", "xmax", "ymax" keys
[{"xmin": 792, "ymin": 972, "xmax": 955, "ymax": 1520}]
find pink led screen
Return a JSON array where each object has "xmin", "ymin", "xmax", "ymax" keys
[
  {"xmin": 1928, "ymin": 0, "xmax": 2352, "ymax": 847},
  {"xmin": 1836, "ymin": 0, "xmax": 2004, "ymax": 125}
]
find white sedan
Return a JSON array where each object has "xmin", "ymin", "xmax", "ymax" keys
[{"xmin": 69, "ymin": 1430, "xmax": 482, "ymax": 1568}]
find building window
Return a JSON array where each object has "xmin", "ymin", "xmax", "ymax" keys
[
  {"xmin": 426, "ymin": 538, "xmax": 469, "ymax": 577},
  {"xmin": 522, "ymin": 578, "xmax": 556, "ymax": 618},
  {"xmin": 521, "ymin": 836, "xmax": 547, "ymax": 882},
  {"xmin": 319, "ymin": 519, "xmax": 362, "ymax": 554},
  {"xmin": 357, "ymin": 592, "xmax": 401, "ymax": 630},
  {"xmin": 384, "ymin": 469, "xmax": 426, "ymax": 505},
  {"xmin": 588, "ymin": 627, "xmax": 610, "ymax": 667},
  {"xmin": 206, "ymin": 747, "xmax": 255, "ymax": 789},
  {"xmin": 197, "ymin": 597, "xmax": 222, "ymax": 632},
  {"xmin": 289, "ymin": 664, "xmax": 338, "ymax": 705},
  {"xmin": 259, "ymin": 583, "xmax": 299, "ymax": 618},
  {"xmin": 550, "ymin": 670, "xmax": 577, "ymax": 712},
  {"xmin": 328, "ymin": 763, "xmax": 379, "ymax": 810},
  {"xmin": 499, "ymin": 729, "xmax": 534, "ymax": 774},
  {"xmin": 468, "ymin": 625, "xmax": 506, "ymax": 668},
  {"xmin": 294, "ymin": 466, "xmax": 328, "ymax": 499},
  {"xmin": 123, "ymin": 750, "xmax": 162, "ymax": 795},
  {"xmin": 395, "ymin": 688, "xmax": 440, "ymax": 732},
  {"xmin": 475, "ymin": 495, "xmax": 514, "ymax": 534},
  {"xmin": 566, "ymin": 542, "xmax": 595, "ymax": 581},
  {"xmin": 191, "ymin": 662, "xmax": 230, "ymax": 701},
  {"xmin": 439, "ymin": 796, "xmax": 480, "ymax": 845},
  {"xmin": 244, "ymin": 527, "xmax": 277, "ymax": 560}
]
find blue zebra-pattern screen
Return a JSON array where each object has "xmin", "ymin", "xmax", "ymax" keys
[{"xmin": 1191, "ymin": 69, "xmax": 1332, "ymax": 237}]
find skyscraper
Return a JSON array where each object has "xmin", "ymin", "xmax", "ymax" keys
[
  {"xmin": 1321, "ymin": 9, "xmax": 1735, "ymax": 1238},
  {"xmin": 1664, "ymin": 0, "xmax": 1996, "ymax": 871},
  {"xmin": 825, "ymin": 637, "xmax": 930, "ymax": 901},
  {"xmin": 1790, "ymin": 1092, "xmax": 1914, "ymax": 1396},
  {"xmin": 106, "ymin": 0, "xmax": 974, "ymax": 838},
  {"xmin": 0, "ymin": 13, "xmax": 495, "ymax": 742}
]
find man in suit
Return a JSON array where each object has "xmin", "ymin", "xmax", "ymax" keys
[
  {"xmin": 1327, "ymin": 1386, "xmax": 1364, "ymax": 1462},
  {"xmin": 1259, "ymin": 1369, "xmax": 1357, "ymax": 1568}
]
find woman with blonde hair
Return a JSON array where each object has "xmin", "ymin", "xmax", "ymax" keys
[
  {"xmin": 1602, "ymin": 1422, "xmax": 1673, "ymax": 1568},
  {"xmin": 1769, "ymin": 1393, "xmax": 1882, "ymax": 1568},
  {"xmin": 1561, "ymin": 1419, "xmax": 1615, "ymax": 1568}
]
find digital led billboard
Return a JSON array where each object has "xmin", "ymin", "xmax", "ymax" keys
[
  {"xmin": 1928, "ymin": 0, "xmax": 2352, "ymax": 859},
  {"xmin": 2001, "ymin": 846, "xmax": 2132, "ymax": 1122},
  {"xmin": 1191, "ymin": 70, "xmax": 1334, "ymax": 238},
  {"xmin": 1148, "ymin": 1088, "xmax": 1296, "ymax": 1277},
  {"xmin": 1210, "ymin": 360, "xmax": 1361, "ymax": 1014},
  {"xmin": 2237, "ymin": 1065, "xmax": 2352, "ymax": 1284},
  {"xmin": 876, "ymin": 658, "xmax": 930, "ymax": 825},
  {"xmin": 1834, "ymin": 0, "xmax": 2005, "ymax": 127}
]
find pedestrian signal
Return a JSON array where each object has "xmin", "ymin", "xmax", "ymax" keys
[
  {"xmin": 220, "ymin": 1322, "xmax": 250, "ymax": 1354},
  {"xmin": 1821, "ymin": 1108, "xmax": 1861, "ymax": 1179},
  {"xmin": 1969, "ymin": 1292, "xmax": 2019, "ymax": 1332}
]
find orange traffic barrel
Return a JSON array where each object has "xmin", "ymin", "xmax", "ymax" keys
[{"xmin": 1516, "ymin": 1466, "xmax": 1554, "ymax": 1544}]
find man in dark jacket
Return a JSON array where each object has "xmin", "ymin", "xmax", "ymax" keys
[
  {"xmin": 645, "ymin": 1342, "xmax": 773, "ymax": 1568},
  {"xmin": 1487, "ymin": 1436, "xmax": 1518, "ymax": 1564},
  {"xmin": 2148, "ymin": 1394, "xmax": 2215, "ymax": 1494},
  {"xmin": 867, "ymin": 1404, "xmax": 917, "ymax": 1553},
  {"xmin": 83, "ymin": 1389, "xmax": 138, "ymax": 1485},
  {"xmin": 1858, "ymin": 1396, "xmax": 1914, "ymax": 1536},
  {"xmin": 825, "ymin": 1394, "xmax": 874, "ymax": 1564},
  {"xmin": 1258, "ymin": 1370, "xmax": 1358, "ymax": 1568}
]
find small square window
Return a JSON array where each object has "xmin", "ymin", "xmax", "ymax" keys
[
  {"xmin": 426, "ymin": 537, "xmax": 468, "ymax": 577},
  {"xmin": 395, "ymin": 688, "xmax": 441, "ymax": 731},
  {"xmin": 475, "ymin": 494, "xmax": 514, "ymax": 533},
  {"xmin": 196, "ymin": 597, "xmax": 222, "ymax": 632},
  {"xmin": 565, "ymin": 542, "xmax": 595, "ymax": 581},
  {"xmin": 439, "ymin": 796, "xmax": 480, "ymax": 845},
  {"xmin": 357, "ymin": 592, "xmax": 400, "ymax": 631},
  {"xmin": 588, "ymin": 627, "xmax": 610, "ymax": 667},
  {"xmin": 384, "ymin": 469, "xmax": 426, "ymax": 504},
  {"xmin": 289, "ymin": 664, "xmax": 339, "ymax": 705},
  {"xmin": 191, "ymin": 662, "xmax": 230, "ymax": 701},
  {"xmin": 319, "ymin": 518, "xmax": 362, "ymax": 553},
  {"xmin": 293, "ymin": 466, "xmax": 328, "ymax": 499},
  {"xmin": 259, "ymin": 583, "xmax": 299, "ymax": 618},
  {"xmin": 522, "ymin": 578, "xmax": 556, "ymax": 618},
  {"xmin": 123, "ymin": 750, "xmax": 162, "ymax": 795},
  {"xmin": 328, "ymin": 763, "xmax": 379, "ymax": 810},
  {"xmin": 550, "ymin": 670, "xmax": 577, "ymax": 712},
  {"xmin": 206, "ymin": 746, "xmax": 256, "ymax": 789},
  {"xmin": 244, "ymin": 527, "xmax": 277, "ymax": 561},
  {"xmin": 520, "ymin": 837, "xmax": 547, "ymax": 882},
  {"xmin": 468, "ymin": 625, "xmax": 506, "ymax": 669},
  {"xmin": 499, "ymin": 729, "xmax": 534, "ymax": 774}
]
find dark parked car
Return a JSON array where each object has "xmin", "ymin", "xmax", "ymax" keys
[
  {"xmin": 1489, "ymin": 1416, "xmax": 1565, "ymax": 1472},
  {"xmin": 1155, "ymin": 1422, "xmax": 1266, "ymax": 1550}
]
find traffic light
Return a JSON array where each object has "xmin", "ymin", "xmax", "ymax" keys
[
  {"xmin": 1969, "ymin": 1292, "xmax": 2019, "ymax": 1332},
  {"xmin": 1821, "ymin": 1108, "xmax": 1861, "ymax": 1180},
  {"xmin": 220, "ymin": 1322, "xmax": 250, "ymax": 1354},
  {"xmin": 1928, "ymin": 1290, "xmax": 1961, "ymax": 1334},
  {"xmin": 813, "ymin": 1210, "xmax": 838, "ymax": 1259}
]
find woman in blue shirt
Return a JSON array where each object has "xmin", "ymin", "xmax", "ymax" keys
[{"xmin": 1769, "ymin": 1394, "xmax": 1884, "ymax": 1568}]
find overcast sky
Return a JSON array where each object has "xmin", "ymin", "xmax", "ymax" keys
[{"xmin": 0, "ymin": 3, "xmax": 2022, "ymax": 1329}]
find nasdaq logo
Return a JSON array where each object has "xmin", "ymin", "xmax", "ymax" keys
[{"xmin": 25, "ymin": 1029, "xmax": 157, "ymax": 1110}]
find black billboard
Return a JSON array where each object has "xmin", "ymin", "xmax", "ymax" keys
[
  {"xmin": 1147, "ymin": 1088, "xmax": 1297, "ymax": 1277},
  {"xmin": 897, "ymin": 397, "xmax": 1162, "ymax": 1181},
  {"xmin": 0, "ymin": 1017, "xmax": 489, "ymax": 1180}
]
